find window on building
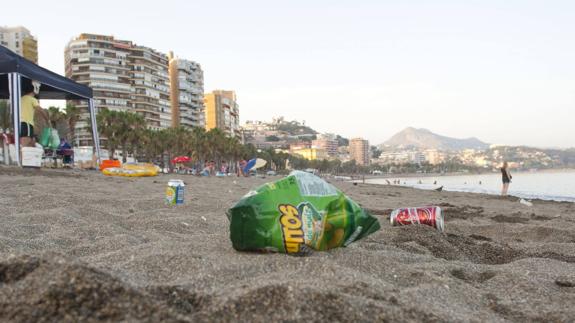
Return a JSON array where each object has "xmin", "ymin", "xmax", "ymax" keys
[{"xmin": 15, "ymin": 41, "xmax": 19, "ymax": 48}]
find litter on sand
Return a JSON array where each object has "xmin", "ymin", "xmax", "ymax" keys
[{"xmin": 227, "ymin": 171, "xmax": 380, "ymax": 255}]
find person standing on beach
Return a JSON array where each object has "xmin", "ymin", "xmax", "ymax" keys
[
  {"xmin": 501, "ymin": 161, "xmax": 512, "ymax": 196},
  {"xmin": 20, "ymin": 81, "xmax": 48, "ymax": 147}
]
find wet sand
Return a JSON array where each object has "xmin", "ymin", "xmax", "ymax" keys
[{"xmin": 0, "ymin": 167, "xmax": 574, "ymax": 322}]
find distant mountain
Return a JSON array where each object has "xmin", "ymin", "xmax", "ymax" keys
[{"xmin": 382, "ymin": 127, "xmax": 489, "ymax": 151}]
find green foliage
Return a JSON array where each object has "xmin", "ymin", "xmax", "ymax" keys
[
  {"xmin": 0, "ymin": 100, "xmax": 10, "ymax": 130},
  {"xmin": 276, "ymin": 120, "xmax": 317, "ymax": 135},
  {"xmin": 65, "ymin": 103, "xmax": 81, "ymax": 143},
  {"xmin": 370, "ymin": 146, "xmax": 382, "ymax": 159},
  {"xmin": 335, "ymin": 135, "xmax": 349, "ymax": 147},
  {"xmin": 265, "ymin": 135, "xmax": 281, "ymax": 142},
  {"xmin": 95, "ymin": 109, "xmax": 257, "ymax": 169}
]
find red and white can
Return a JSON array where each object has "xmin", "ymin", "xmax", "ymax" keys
[{"xmin": 390, "ymin": 206, "xmax": 444, "ymax": 232}]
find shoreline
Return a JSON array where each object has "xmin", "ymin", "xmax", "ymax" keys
[
  {"xmin": 358, "ymin": 167, "xmax": 575, "ymax": 180},
  {"xmin": 359, "ymin": 171, "xmax": 575, "ymax": 203},
  {"xmin": 360, "ymin": 180, "xmax": 575, "ymax": 204}
]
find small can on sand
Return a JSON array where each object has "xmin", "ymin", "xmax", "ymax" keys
[
  {"xmin": 166, "ymin": 179, "xmax": 185, "ymax": 205},
  {"xmin": 390, "ymin": 206, "xmax": 444, "ymax": 231}
]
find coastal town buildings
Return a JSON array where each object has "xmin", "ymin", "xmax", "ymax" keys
[
  {"xmin": 349, "ymin": 138, "xmax": 370, "ymax": 165},
  {"xmin": 424, "ymin": 149, "xmax": 442, "ymax": 165},
  {"xmin": 292, "ymin": 147, "xmax": 328, "ymax": 161},
  {"xmin": 204, "ymin": 90, "xmax": 240, "ymax": 137},
  {"xmin": 0, "ymin": 26, "xmax": 38, "ymax": 63},
  {"xmin": 168, "ymin": 53, "xmax": 205, "ymax": 128},
  {"xmin": 289, "ymin": 142, "xmax": 311, "ymax": 154},
  {"xmin": 242, "ymin": 120, "xmax": 273, "ymax": 136},
  {"xmin": 312, "ymin": 134, "xmax": 338, "ymax": 157}
]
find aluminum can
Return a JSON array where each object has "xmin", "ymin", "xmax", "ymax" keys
[
  {"xmin": 390, "ymin": 206, "xmax": 444, "ymax": 231},
  {"xmin": 166, "ymin": 179, "xmax": 185, "ymax": 205}
]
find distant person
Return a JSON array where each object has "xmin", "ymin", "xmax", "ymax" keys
[
  {"xmin": 501, "ymin": 161, "xmax": 512, "ymax": 196},
  {"xmin": 238, "ymin": 159, "xmax": 247, "ymax": 177},
  {"xmin": 209, "ymin": 160, "xmax": 216, "ymax": 176},
  {"xmin": 200, "ymin": 164, "xmax": 211, "ymax": 176},
  {"xmin": 200, "ymin": 160, "xmax": 210, "ymax": 176},
  {"xmin": 20, "ymin": 81, "xmax": 48, "ymax": 147}
]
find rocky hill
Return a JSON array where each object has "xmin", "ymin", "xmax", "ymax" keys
[{"xmin": 382, "ymin": 127, "xmax": 489, "ymax": 151}]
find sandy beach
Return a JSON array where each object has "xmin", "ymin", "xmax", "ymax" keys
[{"xmin": 1, "ymin": 167, "xmax": 574, "ymax": 322}]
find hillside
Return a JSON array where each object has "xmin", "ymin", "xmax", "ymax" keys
[{"xmin": 382, "ymin": 127, "xmax": 489, "ymax": 151}]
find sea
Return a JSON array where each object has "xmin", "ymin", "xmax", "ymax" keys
[{"xmin": 366, "ymin": 170, "xmax": 575, "ymax": 202}]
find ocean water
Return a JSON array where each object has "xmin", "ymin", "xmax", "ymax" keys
[{"xmin": 366, "ymin": 170, "xmax": 575, "ymax": 202}]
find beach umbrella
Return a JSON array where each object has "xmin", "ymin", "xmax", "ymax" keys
[
  {"xmin": 253, "ymin": 158, "xmax": 267, "ymax": 169},
  {"xmin": 172, "ymin": 156, "xmax": 191, "ymax": 164},
  {"xmin": 243, "ymin": 158, "xmax": 257, "ymax": 173}
]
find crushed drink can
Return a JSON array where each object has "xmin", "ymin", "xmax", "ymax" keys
[
  {"xmin": 390, "ymin": 206, "xmax": 444, "ymax": 231},
  {"xmin": 166, "ymin": 179, "xmax": 185, "ymax": 205}
]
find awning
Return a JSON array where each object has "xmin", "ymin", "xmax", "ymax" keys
[
  {"xmin": 0, "ymin": 45, "xmax": 92, "ymax": 100},
  {"xmin": 0, "ymin": 45, "xmax": 100, "ymax": 166}
]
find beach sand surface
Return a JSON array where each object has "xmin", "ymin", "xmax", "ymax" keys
[{"xmin": 1, "ymin": 167, "xmax": 574, "ymax": 322}]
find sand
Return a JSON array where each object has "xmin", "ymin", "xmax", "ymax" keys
[{"xmin": 0, "ymin": 167, "xmax": 574, "ymax": 322}]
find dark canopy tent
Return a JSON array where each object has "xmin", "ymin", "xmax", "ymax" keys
[{"xmin": 0, "ymin": 45, "xmax": 101, "ymax": 166}]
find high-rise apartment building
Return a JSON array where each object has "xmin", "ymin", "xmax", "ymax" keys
[
  {"xmin": 168, "ymin": 52, "xmax": 204, "ymax": 128},
  {"xmin": 65, "ymin": 34, "xmax": 133, "ymax": 144},
  {"xmin": 65, "ymin": 33, "xmax": 204, "ymax": 143},
  {"xmin": 312, "ymin": 134, "xmax": 338, "ymax": 157},
  {"xmin": 349, "ymin": 138, "xmax": 370, "ymax": 166},
  {"xmin": 129, "ymin": 45, "xmax": 171, "ymax": 129},
  {"xmin": 204, "ymin": 90, "xmax": 240, "ymax": 137},
  {"xmin": 0, "ymin": 26, "xmax": 38, "ymax": 63}
]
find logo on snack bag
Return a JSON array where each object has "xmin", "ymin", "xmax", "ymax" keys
[{"xmin": 278, "ymin": 204, "xmax": 304, "ymax": 253}]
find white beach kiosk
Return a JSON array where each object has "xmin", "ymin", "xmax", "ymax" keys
[{"xmin": 0, "ymin": 45, "xmax": 101, "ymax": 166}]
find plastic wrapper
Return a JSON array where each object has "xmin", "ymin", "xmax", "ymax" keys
[{"xmin": 227, "ymin": 171, "xmax": 381, "ymax": 255}]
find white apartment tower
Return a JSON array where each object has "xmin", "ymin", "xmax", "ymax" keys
[
  {"xmin": 168, "ymin": 53, "xmax": 205, "ymax": 128},
  {"xmin": 129, "ymin": 45, "xmax": 171, "ymax": 129},
  {"xmin": 65, "ymin": 34, "xmax": 133, "ymax": 144}
]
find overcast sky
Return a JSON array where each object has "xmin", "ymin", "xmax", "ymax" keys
[{"xmin": 3, "ymin": 0, "xmax": 575, "ymax": 147}]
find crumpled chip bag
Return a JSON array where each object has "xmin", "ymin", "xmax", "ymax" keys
[{"xmin": 227, "ymin": 171, "xmax": 381, "ymax": 254}]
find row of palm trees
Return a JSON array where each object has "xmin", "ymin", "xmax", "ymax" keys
[
  {"xmin": 3, "ymin": 103, "xmax": 378, "ymax": 174},
  {"xmin": 95, "ymin": 109, "xmax": 258, "ymax": 169},
  {"xmin": 94, "ymin": 109, "xmax": 382, "ymax": 174}
]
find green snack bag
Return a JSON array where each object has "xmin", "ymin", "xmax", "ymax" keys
[{"xmin": 228, "ymin": 171, "xmax": 380, "ymax": 254}]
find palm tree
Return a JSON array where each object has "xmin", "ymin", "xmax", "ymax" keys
[
  {"xmin": 96, "ymin": 108, "xmax": 122, "ymax": 159},
  {"xmin": 64, "ymin": 103, "xmax": 81, "ymax": 145},
  {"xmin": 116, "ymin": 111, "xmax": 146, "ymax": 162}
]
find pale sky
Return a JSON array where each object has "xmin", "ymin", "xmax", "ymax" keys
[{"xmin": 3, "ymin": 0, "xmax": 575, "ymax": 148}]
